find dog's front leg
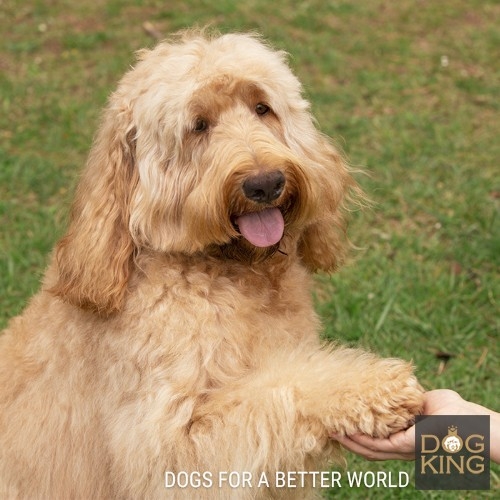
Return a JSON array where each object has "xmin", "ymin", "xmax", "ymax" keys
[
  {"xmin": 188, "ymin": 380, "xmax": 339, "ymax": 499},
  {"xmin": 289, "ymin": 346, "xmax": 425, "ymax": 438},
  {"xmin": 189, "ymin": 346, "xmax": 423, "ymax": 475},
  {"xmin": 114, "ymin": 346, "xmax": 422, "ymax": 499}
]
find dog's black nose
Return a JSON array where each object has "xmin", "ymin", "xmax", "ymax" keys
[{"xmin": 242, "ymin": 170, "xmax": 286, "ymax": 203}]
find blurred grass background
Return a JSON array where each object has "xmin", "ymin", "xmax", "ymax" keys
[{"xmin": 1, "ymin": 0, "xmax": 498, "ymax": 497}]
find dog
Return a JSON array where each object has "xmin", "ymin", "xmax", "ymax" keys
[{"xmin": 0, "ymin": 30, "xmax": 423, "ymax": 499}]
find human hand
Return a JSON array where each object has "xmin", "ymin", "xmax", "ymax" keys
[{"xmin": 332, "ymin": 389, "xmax": 473, "ymax": 461}]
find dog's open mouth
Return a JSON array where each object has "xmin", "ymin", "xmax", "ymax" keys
[{"xmin": 234, "ymin": 207, "xmax": 285, "ymax": 248}]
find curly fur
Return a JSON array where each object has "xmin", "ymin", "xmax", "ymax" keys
[{"xmin": 0, "ymin": 30, "xmax": 423, "ymax": 499}]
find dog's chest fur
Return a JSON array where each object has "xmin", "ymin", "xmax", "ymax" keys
[{"xmin": 113, "ymin": 254, "xmax": 320, "ymax": 387}]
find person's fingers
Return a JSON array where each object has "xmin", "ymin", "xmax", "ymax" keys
[
  {"xmin": 349, "ymin": 428, "xmax": 416, "ymax": 454},
  {"xmin": 333, "ymin": 434, "xmax": 415, "ymax": 461}
]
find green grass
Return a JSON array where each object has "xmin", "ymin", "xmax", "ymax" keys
[{"xmin": 1, "ymin": 0, "xmax": 498, "ymax": 497}]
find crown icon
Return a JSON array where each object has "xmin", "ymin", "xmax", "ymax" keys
[{"xmin": 442, "ymin": 425, "xmax": 463, "ymax": 453}]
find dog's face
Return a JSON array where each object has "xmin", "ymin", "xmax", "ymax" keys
[{"xmin": 52, "ymin": 32, "xmax": 359, "ymax": 313}]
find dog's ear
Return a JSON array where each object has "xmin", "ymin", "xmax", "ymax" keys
[
  {"xmin": 50, "ymin": 102, "xmax": 139, "ymax": 315},
  {"xmin": 297, "ymin": 136, "xmax": 361, "ymax": 273},
  {"xmin": 298, "ymin": 215, "xmax": 348, "ymax": 273}
]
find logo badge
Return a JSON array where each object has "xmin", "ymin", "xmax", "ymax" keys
[{"xmin": 415, "ymin": 415, "xmax": 490, "ymax": 490}]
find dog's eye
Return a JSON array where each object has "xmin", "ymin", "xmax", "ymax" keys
[
  {"xmin": 193, "ymin": 118, "xmax": 208, "ymax": 132},
  {"xmin": 255, "ymin": 103, "xmax": 270, "ymax": 116}
]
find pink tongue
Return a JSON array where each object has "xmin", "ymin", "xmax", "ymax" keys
[{"xmin": 235, "ymin": 208, "xmax": 285, "ymax": 248}]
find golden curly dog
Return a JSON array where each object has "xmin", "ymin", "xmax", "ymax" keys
[{"xmin": 0, "ymin": 31, "xmax": 423, "ymax": 499}]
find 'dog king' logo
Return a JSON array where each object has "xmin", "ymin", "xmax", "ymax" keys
[
  {"xmin": 441, "ymin": 426, "xmax": 463, "ymax": 454},
  {"xmin": 415, "ymin": 415, "xmax": 490, "ymax": 490}
]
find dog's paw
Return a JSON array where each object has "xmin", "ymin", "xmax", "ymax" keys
[{"xmin": 332, "ymin": 359, "xmax": 424, "ymax": 439}]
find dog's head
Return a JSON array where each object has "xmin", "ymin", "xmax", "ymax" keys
[{"xmin": 52, "ymin": 31, "xmax": 361, "ymax": 314}]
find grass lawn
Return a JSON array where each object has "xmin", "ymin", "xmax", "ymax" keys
[{"xmin": 1, "ymin": 0, "xmax": 498, "ymax": 497}]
